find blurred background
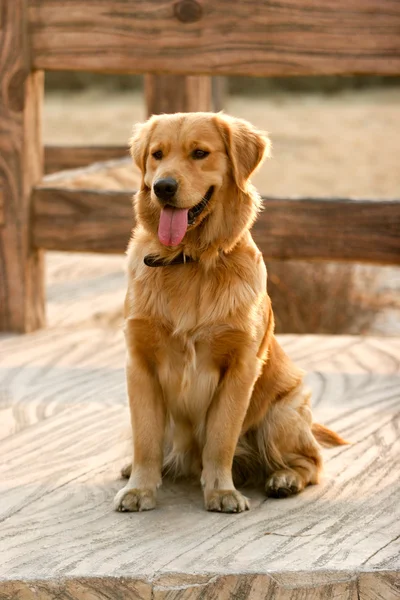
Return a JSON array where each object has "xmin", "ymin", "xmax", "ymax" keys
[{"xmin": 43, "ymin": 74, "xmax": 400, "ymax": 335}]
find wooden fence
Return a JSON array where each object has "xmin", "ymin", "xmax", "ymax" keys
[{"xmin": 1, "ymin": 0, "xmax": 400, "ymax": 332}]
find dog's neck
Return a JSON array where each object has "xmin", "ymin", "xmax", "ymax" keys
[{"xmin": 143, "ymin": 253, "xmax": 196, "ymax": 267}]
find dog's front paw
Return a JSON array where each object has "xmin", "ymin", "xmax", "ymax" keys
[
  {"xmin": 114, "ymin": 486, "xmax": 156, "ymax": 512},
  {"xmin": 205, "ymin": 489, "xmax": 249, "ymax": 513},
  {"xmin": 265, "ymin": 469, "xmax": 304, "ymax": 498}
]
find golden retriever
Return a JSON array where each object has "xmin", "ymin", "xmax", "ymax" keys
[{"xmin": 114, "ymin": 112, "xmax": 346, "ymax": 513}]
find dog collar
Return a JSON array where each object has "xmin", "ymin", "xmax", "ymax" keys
[{"xmin": 144, "ymin": 254, "xmax": 196, "ymax": 267}]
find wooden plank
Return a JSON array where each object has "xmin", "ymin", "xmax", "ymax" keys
[
  {"xmin": 44, "ymin": 145, "xmax": 128, "ymax": 175},
  {"xmin": 44, "ymin": 252, "xmax": 126, "ymax": 330},
  {"xmin": 28, "ymin": 0, "xmax": 400, "ymax": 76},
  {"xmin": 0, "ymin": 579, "xmax": 152, "ymax": 599},
  {"xmin": 0, "ymin": 186, "xmax": 4, "ymax": 226},
  {"xmin": 32, "ymin": 187, "xmax": 134, "ymax": 254},
  {"xmin": 32, "ymin": 187, "xmax": 400, "ymax": 264},
  {"xmin": 41, "ymin": 157, "xmax": 132, "ymax": 186},
  {"xmin": 145, "ymin": 75, "xmax": 212, "ymax": 117},
  {"xmin": 32, "ymin": 187, "xmax": 133, "ymax": 253},
  {"xmin": 41, "ymin": 157, "xmax": 142, "ymax": 193},
  {"xmin": 254, "ymin": 197, "xmax": 400, "ymax": 264},
  {"xmin": 0, "ymin": 328, "xmax": 399, "ymax": 596},
  {"xmin": 212, "ymin": 77, "xmax": 227, "ymax": 113},
  {"xmin": 359, "ymin": 572, "xmax": 400, "ymax": 600},
  {"xmin": 0, "ymin": 1, "xmax": 45, "ymax": 332},
  {"xmin": 145, "ymin": 76, "xmax": 225, "ymax": 117}
]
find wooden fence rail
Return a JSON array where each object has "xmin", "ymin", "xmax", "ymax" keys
[
  {"xmin": 29, "ymin": 0, "xmax": 400, "ymax": 76},
  {"xmin": 44, "ymin": 146, "xmax": 129, "ymax": 175},
  {"xmin": 32, "ymin": 186, "xmax": 400, "ymax": 264}
]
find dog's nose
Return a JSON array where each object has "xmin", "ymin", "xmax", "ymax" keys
[{"xmin": 153, "ymin": 178, "xmax": 178, "ymax": 203}]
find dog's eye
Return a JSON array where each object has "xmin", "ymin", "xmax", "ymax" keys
[
  {"xmin": 192, "ymin": 149, "xmax": 209, "ymax": 160},
  {"xmin": 152, "ymin": 150, "xmax": 163, "ymax": 160}
]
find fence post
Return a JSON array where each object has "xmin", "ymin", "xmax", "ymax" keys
[
  {"xmin": 145, "ymin": 75, "xmax": 225, "ymax": 116},
  {"xmin": 0, "ymin": 1, "xmax": 45, "ymax": 332}
]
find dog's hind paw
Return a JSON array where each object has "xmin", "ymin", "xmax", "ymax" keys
[{"xmin": 265, "ymin": 470, "xmax": 304, "ymax": 499}]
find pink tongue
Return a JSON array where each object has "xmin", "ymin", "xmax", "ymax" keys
[{"xmin": 158, "ymin": 206, "xmax": 189, "ymax": 246}]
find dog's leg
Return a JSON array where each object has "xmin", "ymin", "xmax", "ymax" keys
[
  {"xmin": 261, "ymin": 387, "xmax": 323, "ymax": 498},
  {"xmin": 114, "ymin": 360, "xmax": 165, "ymax": 512},
  {"xmin": 201, "ymin": 356, "xmax": 260, "ymax": 513},
  {"xmin": 265, "ymin": 455, "xmax": 321, "ymax": 498}
]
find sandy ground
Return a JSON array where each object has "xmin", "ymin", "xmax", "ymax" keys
[{"xmin": 42, "ymin": 87, "xmax": 400, "ymax": 334}]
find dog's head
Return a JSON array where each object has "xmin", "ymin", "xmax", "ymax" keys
[{"xmin": 131, "ymin": 112, "xmax": 270, "ymax": 253}]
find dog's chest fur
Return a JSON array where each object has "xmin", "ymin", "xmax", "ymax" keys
[
  {"xmin": 126, "ymin": 247, "xmax": 265, "ymax": 424},
  {"xmin": 158, "ymin": 334, "xmax": 220, "ymax": 424},
  {"xmin": 129, "ymin": 266, "xmax": 236, "ymax": 420},
  {"xmin": 128, "ymin": 237, "xmax": 265, "ymax": 329}
]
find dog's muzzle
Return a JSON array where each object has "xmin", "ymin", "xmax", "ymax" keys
[{"xmin": 188, "ymin": 186, "xmax": 214, "ymax": 225}]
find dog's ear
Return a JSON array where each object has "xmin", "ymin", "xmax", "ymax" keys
[
  {"xmin": 214, "ymin": 115, "xmax": 271, "ymax": 191},
  {"xmin": 129, "ymin": 118, "xmax": 155, "ymax": 174}
]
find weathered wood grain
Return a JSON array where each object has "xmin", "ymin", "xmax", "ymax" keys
[
  {"xmin": 44, "ymin": 252, "xmax": 126, "ymax": 329},
  {"xmin": 28, "ymin": 0, "xmax": 400, "ymax": 76},
  {"xmin": 44, "ymin": 145, "xmax": 129, "ymax": 175},
  {"xmin": 0, "ymin": 572, "xmax": 398, "ymax": 600},
  {"xmin": 32, "ymin": 187, "xmax": 134, "ymax": 253},
  {"xmin": 0, "ymin": 186, "xmax": 4, "ymax": 226},
  {"xmin": 32, "ymin": 186, "xmax": 400, "ymax": 264},
  {"xmin": 254, "ymin": 197, "xmax": 400, "ymax": 264},
  {"xmin": 0, "ymin": 328, "xmax": 399, "ymax": 597},
  {"xmin": 0, "ymin": 1, "xmax": 44, "ymax": 332},
  {"xmin": 0, "ymin": 578, "xmax": 152, "ymax": 600},
  {"xmin": 359, "ymin": 572, "xmax": 400, "ymax": 600}
]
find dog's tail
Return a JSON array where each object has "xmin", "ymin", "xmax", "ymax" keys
[{"xmin": 312, "ymin": 423, "xmax": 349, "ymax": 448}]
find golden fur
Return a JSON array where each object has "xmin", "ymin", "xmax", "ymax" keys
[{"xmin": 114, "ymin": 112, "xmax": 347, "ymax": 513}]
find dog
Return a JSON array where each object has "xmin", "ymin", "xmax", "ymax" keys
[{"xmin": 114, "ymin": 112, "xmax": 346, "ymax": 513}]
